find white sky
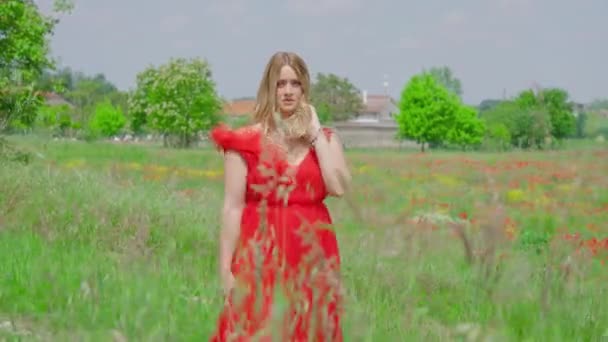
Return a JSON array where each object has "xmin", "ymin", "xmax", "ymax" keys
[{"xmin": 36, "ymin": 0, "xmax": 607, "ymax": 105}]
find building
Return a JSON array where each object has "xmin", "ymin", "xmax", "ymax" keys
[
  {"xmin": 222, "ymin": 97, "xmax": 256, "ymax": 117},
  {"xmin": 218, "ymin": 92, "xmax": 413, "ymax": 148},
  {"xmin": 329, "ymin": 92, "xmax": 407, "ymax": 148},
  {"xmin": 349, "ymin": 91, "xmax": 399, "ymax": 124},
  {"xmin": 41, "ymin": 92, "xmax": 75, "ymax": 109}
]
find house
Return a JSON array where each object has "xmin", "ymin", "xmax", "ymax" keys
[
  {"xmin": 41, "ymin": 92, "xmax": 75, "ymax": 109},
  {"xmin": 348, "ymin": 91, "xmax": 398, "ymax": 124},
  {"xmin": 222, "ymin": 98, "xmax": 256, "ymax": 117},
  {"xmin": 332, "ymin": 92, "xmax": 410, "ymax": 148},
  {"xmin": 221, "ymin": 92, "xmax": 400, "ymax": 123},
  {"xmin": 219, "ymin": 93, "xmax": 414, "ymax": 148}
]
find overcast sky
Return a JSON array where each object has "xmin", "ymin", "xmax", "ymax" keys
[{"xmin": 36, "ymin": 0, "xmax": 606, "ymax": 105}]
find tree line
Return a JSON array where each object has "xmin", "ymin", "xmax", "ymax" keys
[
  {"xmin": 396, "ymin": 72, "xmax": 593, "ymax": 152},
  {"xmin": 1, "ymin": 0, "xmax": 606, "ymax": 153}
]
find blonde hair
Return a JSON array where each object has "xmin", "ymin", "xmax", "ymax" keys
[{"xmin": 253, "ymin": 51, "xmax": 312, "ymax": 137}]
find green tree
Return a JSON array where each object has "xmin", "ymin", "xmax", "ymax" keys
[
  {"xmin": 397, "ymin": 72, "xmax": 474, "ymax": 152},
  {"xmin": 483, "ymin": 122, "xmax": 512, "ymax": 151},
  {"xmin": 128, "ymin": 57, "xmax": 223, "ymax": 147},
  {"xmin": 0, "ymin": 0, "xmax": 72, "ymax": 161},
  {"xmin": 515, "ymin": 89, "xmax": 537, "ymax": 108},
  {"xmin": 478, "ymin": 99, "xmax": 503, "ymax": 113},
  {"xmin": 0, "ymin": 1, "xmax": 56, "ymax": 77},
  {"xmin": 516, "ymin": 88, "xmax": 576, "ymax": 140},
  {"xmin": 37, "ymin": 67, "xmax": 127, "ymax": 127},
  {"xmin": 88, "ymin": 99, "xmax": 126, "ymax": 138},
  {"xmin": 541, "ymin": 88, "xmax": 576, "ymax": 140},
  {"xmin": 315, "ymin": 103, "xmax": 332, "ymax": 124},
  {"xmin": 584, "ymin": 98, "xmax": 608, "ymax": 138},
  {"xmin": 1, "ymin": 0, "xmax": 54, "ymax": 132},
  {"xmin": 36, "ymin": 102, "xmax": 73, "ymax": 136},
  {"xmin": 0, "ymin": 0, "xmax": 73, "ymax": 131},
  {"xmin": 36, "ymin": 66, "xmax": 74, "ymax": 93},
  {"xmin": 446, "ymin": 105, "xmax": 485, "ymax": 150},
  {"xmin": 575, "ymin": 111, "xmax": 587, "ymax": 138},
  {"xmin": 427, "ymin": 66, "xmax": 463, "ymax": 98},
  {"xmin": 588, "ymin": 98, "xmax": 608, "ymax": 111},
  {"xmin": 480, "ymin": 100, "xmax": 552, "ymax": 149},
  {"xmin": 314, "ymin": 102, "xmax": 332, "ymax": 124},
  {"xmin": 309, "ymin": 73, "xmax": 363, "ymax": 122},
  {"xmin": 67, "ymin": 74, "xmax": 121, "ymax": 124}
]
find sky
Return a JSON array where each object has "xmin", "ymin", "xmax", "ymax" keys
[{"xmin": 36, "ymin": 0, "xmax": 607, "ymax": 106}]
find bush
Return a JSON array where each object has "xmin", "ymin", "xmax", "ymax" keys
[
  {"xmin": 584, "ymin": 111, "xmax": 608, "ymax": 139},
  {"xmin": 35, "ymin": 103, "xmax": 76, "ymax": 137},
  {"xmin": 480, "ymin": 101, "xmax": 552, "ymax": 149},
  {"xmin": 482, "ymin": 122, "xmax": 511, "ymax": 151},
  {"xmin": 88, "ymin": 99, "xmax": 126, "ymax": 138}
]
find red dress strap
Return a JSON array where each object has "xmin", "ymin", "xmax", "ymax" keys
[{"xmin": 209, "ymin": 123, "xmax": 262, "ymax": 155}]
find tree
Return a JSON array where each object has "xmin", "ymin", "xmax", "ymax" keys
[
  {"xmin": 37, "ymin": 67, "xmax": 128, "ymax": 128},
  {"xmin": 1, "ymin": 0, "xmax": 54, "ymax": 131},
  {"xmin": 538, "ymin": 88, "xmax": 576, "ymax": 140},
  {"xmin": 396, "ymin": 72, "xmax": 483, "ymax": 151},
  {"xmin": 52, "ymin": 0, "xmax": 75, "ymax": 13},
  {"xmin": 575, "ymin": 110, "xmax": 587, "ymax": 139},
  {"xmin": 314, "ymin": 102, "xmax": 332, "ymax": 124},
  {"xmin": 480, "ymin": 99, "xmax": 552, "ymax": 149},
  {"xmin": 396, "ymin": 73, "xmax": 459, "ymax": 152},
  {"xmin": 427, "ymin": 66, "xmax": 463, "ymax": 98},
  {"xmin": 0, "ymin": 1, "xmax": 55, "ymax": 76},
  {"xmin": 128, "ymin": 57, "xmax": 223, "ymax": 147},
  {"xmin": 36, "ymin": 66, "xmax": 75, "ymax": 93},
  {"xmin": 516, "ymin": 88, "xmax": 576, "ymax": 140},
  {"xmin": 588, "ymin": 98, "xmax": 608, "ymax": 111},
  {"xmin": 0, "ymin": 0, "xmax": 73, "ymax": 132},
  {"xmin": 1, "ymin": 0, "xmax": 72, "ymax": 161},
  {"xmin": 36, "ymin": 102, "xmax": 73, "ymax": 137},
  {"xmin": 478, "ymin": 99, "xmax": 503, "ymax": 113},
  {"xmin": 483, "ymin": 122, "xmax": 512, "ymax": 151},
  {"xmin": 309, "ymin": 73, "xmax": 363, "ymax": 123},
  {"xmin": 88, "ymin": 99, "xmax": 126, "ymax": 138},
  {"xmin": 446, "ymin": 105, "xmax": 485, "ymax": 150}
]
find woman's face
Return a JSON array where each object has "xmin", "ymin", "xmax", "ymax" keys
[{"xmin": 276, "ymin": 65, "xmax": 303, "ymax": 116}]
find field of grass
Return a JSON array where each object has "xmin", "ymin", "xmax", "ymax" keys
[{"xmin": 1, "ymin": 136, "xmax": 607, "ymax": 341}]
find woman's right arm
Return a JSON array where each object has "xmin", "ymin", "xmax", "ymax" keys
[{"xmin": 219, "ymin": 150, "xmax": 247, "ymax": 290}]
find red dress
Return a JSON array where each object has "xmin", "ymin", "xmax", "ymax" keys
[{"xmin": 209, "ymin": 124, "xmax": 343, "ymax": 342}]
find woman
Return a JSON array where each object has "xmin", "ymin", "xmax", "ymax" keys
[{"xmin": 209, "ymin": 51, "xmax": 351, "ymax": 341}]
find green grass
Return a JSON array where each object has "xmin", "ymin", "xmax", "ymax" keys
[{"xmin": 1, "ymin": 136, "xmax": 607, "ymax": 340}]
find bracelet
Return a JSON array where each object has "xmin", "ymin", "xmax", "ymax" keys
[{"xmin": 309, "ymin": 127, "xmax": 322, "ymax": 146}]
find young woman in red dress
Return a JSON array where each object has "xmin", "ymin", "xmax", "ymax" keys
[{"xmin": 208, "ymin": 51, "xmax": 352, "ymax": 341}]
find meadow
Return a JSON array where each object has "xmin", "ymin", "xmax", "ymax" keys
[{"xmin": 1, "ymin": 136, "xmax": 607, "ymax": 341}]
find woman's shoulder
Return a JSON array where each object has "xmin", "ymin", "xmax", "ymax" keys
[{"xmin": 209, "ymin": 123, "xmax": 263, "ymax": 154}]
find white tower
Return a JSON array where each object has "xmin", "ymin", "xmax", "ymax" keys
[{"xmin": 383, "ymin": 74, "xmax": 389, "ymax": 96}]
